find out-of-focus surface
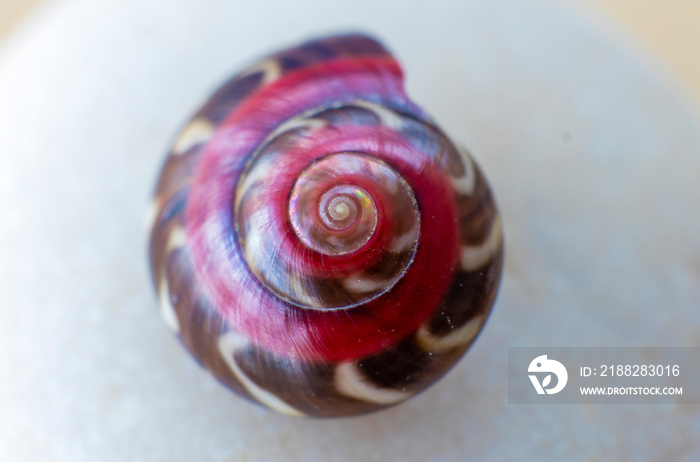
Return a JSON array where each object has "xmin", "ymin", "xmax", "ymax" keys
[
  {"xmin": 2, "ymin": 0, "xmax": 700, "ymax": 106},
  {"xmin": 1, "ymin": 0, "xmax": 699, "ymax": 461},
  {"xmin": 574, "ymin": 0, "xmax": 700, "ymax": 106},
  {"xmin": 0, "ymin": 0, "xmax": 43, "ymax": 38}
]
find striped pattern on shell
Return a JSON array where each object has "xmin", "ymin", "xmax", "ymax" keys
[{"xmin": 147, "ymin": 33, "xmax": 504, "ymax": 418}]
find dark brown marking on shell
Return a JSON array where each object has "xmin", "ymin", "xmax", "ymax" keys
[
  {"xmin": 399, "ymin": 118, "xmax": 448, "ymax": 160},
  {"xmin": 433, "ymin": 138, "xmax": 468, "ymax": 179},
  {"xmin": 314, "ymin": 106, "xmax": 382, "ymax": 126},
  {"xmin": 356, "ymin": 337, "xmax": 433, "ymax": 389},
  {"xmin": 321, "ymin": 34, "xmax": 389, "ymax": 56},
  {"xmin": 256, "ymin": 126, "xmax": 314, "ymax": 159},
  {"xmin": 154, "ymin": 154, "xmax": 199, "ymax": 202},
  {"xmin": 426, "ymin": 246, "xmax": 503, "ymax": 336},
  {"xmin": 196, "ymin": 72, "xmax": 265, "ymax": 124},
  {"xmin": 455, "ymin": 162, "xmax": 499, "ymax": 246},
  {"xmin": 356, "ymin": 335, "xmax": 468, "ymax": 392},
  {"xmin": 232, "ymin": 345, "xmax": 385, "ymax": 417},
  {"xmin": 276, "ymin": 34, "xmax": 389, "ymax": 73},
  {"xmin": 360, "ymin": 249, "xmax": 415, "ymax": 279}
]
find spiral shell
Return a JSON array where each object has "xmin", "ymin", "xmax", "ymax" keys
[{"xmin": 148, "ymin": 33, "xmax": 503, "ymax": 417}]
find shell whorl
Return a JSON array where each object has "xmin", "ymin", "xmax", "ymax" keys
[
  {"xmin": 235, "ymin": 126, "xmax": 422, "ymax": 310},
  {"xmin": 148, "ymin": 34, "xmax": 503, "ymax": 417}
]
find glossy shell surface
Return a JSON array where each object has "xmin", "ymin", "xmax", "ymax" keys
[{"xmin": 148, "ymin": 33, "xmax": 503, "ymax": 417}]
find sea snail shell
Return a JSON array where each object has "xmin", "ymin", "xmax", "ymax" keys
[{"xmin": 147, "ymin": 33, "xmax": 503, "ymax": 417}]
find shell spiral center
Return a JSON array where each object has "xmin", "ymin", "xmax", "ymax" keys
[
  {"xmin": 236, "ymin": 147, "xmax": 420, "ymax": 310},
  {"xmin": 290, "ymin": 153, "xmax": 385, "ymax": 256}
]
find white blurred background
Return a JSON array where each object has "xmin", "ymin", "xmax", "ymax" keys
[{"xmin": 2, "ymin": 0, "xmax": 699, "ymax": 107}]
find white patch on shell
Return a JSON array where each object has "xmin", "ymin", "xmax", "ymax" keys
[
  {"xmin": 144, "ymin": 197, "xmax": 161, "ymax": 233},
  {"xmin": 460, "ymin": 217, "xmax": 502, "ymax": 271},
  {"xmin": 158, "ymin": 275, "xmax": 180, "ymax": 333},
  {"xmin": 239, "ymin": 57, "xmax": 283, "ymax": 85},
  {"xmin": 235, "ymin": 156, "xmax": 277, "ymax": 209},
  {"xmin": 156, "ymin": 226, "xmax": 187, "ymax": 333},
  {"xmin": 415, "ymin": 315, "xmax": 485, "ymax": 352},
  {"xmin": 451, "ymin": 147, "xmax": 476, "ymax": 195},
  {"xmin": 335, "ymin": 361, "xmax": 411, "ymax": 405},
  {"xmin": 353, "ymin": 100, "xmax": 404, "ymax": 131},
  {"xmin": 389, "ymin": 229, "xmax": 418, "ymax": 253},
  {"xmin": 172, "ymin": 118, "xmax": 215, "ymax": 156},
  {"xmin": 166, "ymin": 226, "xmax": 187, "ymax": 252},
  {"xmin": 242, "ymin": 209, "xmax": 274, "ymax": 273},
  {"xmin": 284, "ymin": 274, "xmax": 322, "ymax": 308},
  {"xmin": 217, "ymin": 332, "xmax": 305, "ymax": 417},
  {"xmin": 343, "ymin": 274, "xmax": 387, "ymax": 294}
]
